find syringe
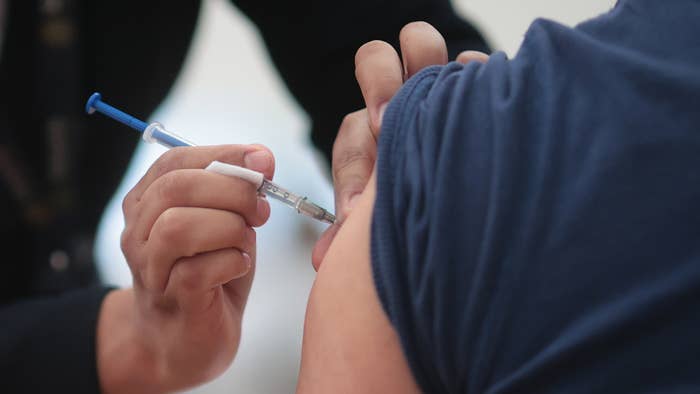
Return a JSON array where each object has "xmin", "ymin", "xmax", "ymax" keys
[{"xmin": 85, "ymin": 92, "xmax": 335, "ymax": 224}]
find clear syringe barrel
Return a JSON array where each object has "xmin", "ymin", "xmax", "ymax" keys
[
  {"xmin": 259, "ymin": 180, "xmax": 336, "ymax": 224},
  {"xmin": 143, "ymin": 122, "xmax": 195, "ymax": 148},
  {"xmin": 85, "ymin": 94, "xmax": 336, "ymax": 224},
  {"xmin": 143, "ymin": 123, "xmax": 336, "ymax": 224}
]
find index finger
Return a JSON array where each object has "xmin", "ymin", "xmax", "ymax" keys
[
  {"xmin": 126, "ymin": 144, "xmax": 275, "ymax": 206},
  {"xmin": 332, "ymin": 109, "xmax": 376, "ymax": 222}
]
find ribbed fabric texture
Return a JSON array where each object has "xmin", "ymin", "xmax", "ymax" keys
[{"xmin": 371, "ymin": 0, "xmax": 700, "ymax": 392}]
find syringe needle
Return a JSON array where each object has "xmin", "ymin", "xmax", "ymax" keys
[
  {"xmin": 86, "ymin": 93, "xmax": 336, "ymax": 225},
  {"xmin": 205, "ymin": 161, "xmax": 335, "ymax": 224},
  {"xmin": 259, "ymin": 179, "xmax": 336, "ymax": 224}
]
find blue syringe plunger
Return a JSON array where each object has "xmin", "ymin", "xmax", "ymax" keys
[
  {"xmin": 85, "ymin": 92, "xmax": 148, "ymax": 133},
  {"xmin": 84, "ymin": 91, "xmax": 335, "ymax": 224},
  {"xmin": 85, "ymin": 92, "xmax": 193, "ymax": 148},
  {"xmin": 84, "ymin": 92, "xmax": 101, "ymax": 114}
]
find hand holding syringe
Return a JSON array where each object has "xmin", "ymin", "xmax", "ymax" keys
[{"xmin": 85, "ymin": 92, "xmax": 335, "ymax": 224}]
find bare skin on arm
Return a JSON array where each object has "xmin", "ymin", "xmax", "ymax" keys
[
  {"xmin": 301, "ymin": 22, "xmax": 488, "ymax": 393},
  {"xmin": 297, "ymin": 172, "xmax": 421, "ymax": 394},
  {"xmin": 314, "ymin": 22, "xmax": 488, "ymax": 268}
]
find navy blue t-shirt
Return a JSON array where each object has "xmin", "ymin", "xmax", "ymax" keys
[{"xmin": 371, "ymin": 0, "xmax": 700, "ymax": 392}]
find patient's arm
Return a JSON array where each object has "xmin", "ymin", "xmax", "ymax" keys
[{"xmin": 296, "ymin": 173, "xmax": 420, "ymax": 393}]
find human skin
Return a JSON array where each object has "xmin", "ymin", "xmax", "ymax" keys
[
  {"xmin": 96, "ymin": 144, "xmax": 274, "ymax": 394},
  {"xmin": 313, "ymin": 21, "xmax": 488, "ymax": 269},
  {"xmin": 297, "ymin": 171, "xmax": 422, "ymax": 393},
  {"xmin": 300, "ymin": 22, "xmax": 489, "ymax": 392},
  {"xmin": 96, "ymin": 22, "xmax": 486, "ymax": 394}
]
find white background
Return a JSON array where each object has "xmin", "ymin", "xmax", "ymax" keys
[{"xmin": 94, "ymin": 1, "xmax": 616, "ymax": 392}]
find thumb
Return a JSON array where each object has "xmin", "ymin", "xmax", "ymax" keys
[{"xmin": 332, "ymin": 109, "xmax": 376, "ymax": 223}]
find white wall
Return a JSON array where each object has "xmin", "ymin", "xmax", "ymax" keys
[
  {"xmin": 94, "ymin": 1, "xmax": 616, "ymax": 393},
  {"xmin": 457, "ymin": 0, "xmax": 616, "ymax": 55}
]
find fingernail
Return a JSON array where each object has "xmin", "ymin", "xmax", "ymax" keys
[
  {"xmin": 256, "ymin": 196, "xmax": 270, "ymax": 221},
  {"xmin": 239, "ymin": 252, "xmax": 252, "ymax": 276},
  {"xmin": 378, "ymin": 103, "xmax": 388, "ymax": 128},
  {"xmin": 244, "ymin": 149, "xmax": 273, "ymax": 174}
]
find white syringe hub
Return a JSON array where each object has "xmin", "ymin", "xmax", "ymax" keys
[{"xmin": 205, "ymin": 161, "xmax": 265, "ymax": 189}]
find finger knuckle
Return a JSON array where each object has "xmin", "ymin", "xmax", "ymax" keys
[
  {"xmin": 227, "ymin": 214, "xmax": 250, "ymax": 245},
  {"xmin": 120, "ymin": 227, "xmax": 133, "ymax": 256},
  {"xmin": 120, "ymin": 227, "xmax": 143, "ymax": 266},
  {"xmin": 172, "ymin": 260, "xmax": 201, "ymax": 293},
  {"xmin": 229, "ymin": 212, "xmax": 247, "ymax": 233},
  {"xmin": 339, "ymin": 113, "xmax": 354, "ymax": 130},
  {"xmin": 152, "ymin": 148, "xmax": 185, "ymax": 177},
  {"xmin": 155, "ymin": 208, "xmax": 188, "ymax": 246},
  {"xmin": 339, "ymin": 111, "xmax": 363, "ymax": 132},
  {"xmin": 122, "ymin": 188, "xmax": 144, "ymax": 217},
  {"xmin": 121, "ymin": 201, "xmax": 132, "ymax": 221},
  {"xmin": 156, "ymin": 170, "xmax": 190, "ymax": 205}
]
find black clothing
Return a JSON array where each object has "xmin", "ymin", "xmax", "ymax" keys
[
  {"xmin": 1, "ymin": 287, "xmax": 112, "ymax": 392},
  {"xmin": 234, "ymin": 0, "xmax": 489, "ymax": 163},
  {"xmin": 0, "ymin": 0, "xmax": 489, "ymax": 392}
]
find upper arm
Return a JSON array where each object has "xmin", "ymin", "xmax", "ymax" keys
[
  {"xmin": 296, "ymin": 172, "xmax": 420, "ymax": 394},
  {"xmin": 295, "ymin": 59, "xmax": 510, "ymax": 393}
]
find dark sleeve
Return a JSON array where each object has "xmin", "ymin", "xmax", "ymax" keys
[
  {"xmin": 371, "ymin": 59, "xmax": 514, "ymax": 393},
  {"xmin": 371, "ymin": 20, "xmax": 700, "ymax": 392},
  {"xmin": 230, "ymin": 0, "xmax": 489, "ymax": 163},
  {"xmin": 0, "ymin": 287, "xmax": 113, "ymax": 393}
]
